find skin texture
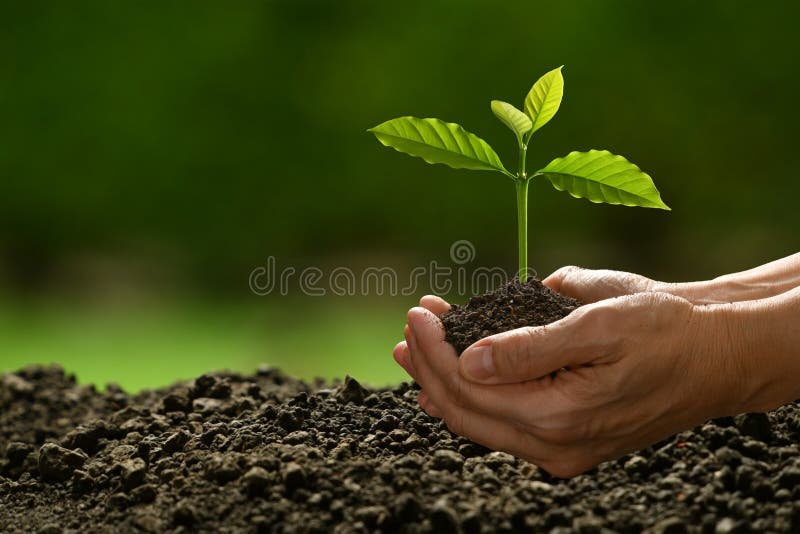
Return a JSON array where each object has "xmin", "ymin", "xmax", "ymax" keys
[
  {"xmin": 546, "ymin": 253, "xmax": 800, "ymax": 305},
  {"xmin": 393, "ymin": 254, "xmax": 800, "ymax": 478}
]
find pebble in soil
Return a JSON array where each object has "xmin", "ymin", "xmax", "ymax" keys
[
  {"xmin": 2, "ymin": 365, "xmax": 800, "ymax": 532},
  {"xmin": 440, "ymin": 277, "xmax": 581, "ymax": 354}
]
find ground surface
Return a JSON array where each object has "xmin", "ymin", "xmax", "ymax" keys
[
  {"xmin": 3, "ymin": 366, "xmax": 800, "ymax": 533},
  {"xmin": 441, "ymin": 278, "xmax": 581, "ymax": 354}
]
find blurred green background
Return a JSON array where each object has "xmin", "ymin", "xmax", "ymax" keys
[{"xmin": 1, "ymin": 1, "xmax": 797, "ymax": 391}]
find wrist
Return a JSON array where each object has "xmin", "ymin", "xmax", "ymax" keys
[
  {"xmin": 741, "ymin": 290, "xmax": 800, "ymax": 411},
  {"xmin": 683, "ymin": 303, "xmax": 754, "ymax": 417},
  {"xmin": 698, "ymin": 298, "xmax": 800, "ymax": 415}
]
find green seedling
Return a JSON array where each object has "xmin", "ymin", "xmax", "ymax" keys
[{"xmin": 369, "ymin": 66, "xmax": 669, "ymax": 282}]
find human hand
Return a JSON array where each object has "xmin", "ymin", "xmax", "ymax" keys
[
  {"xmin": 542, "ymin": 265, "xmax": 660, "ymax": 303},
  {"xmin": 544, "ymin": 259, "xmax": 800, "ymax": 305},
  {"xmin": 394, "ymin": 292, "xmax": 748, "ymax": 478}
]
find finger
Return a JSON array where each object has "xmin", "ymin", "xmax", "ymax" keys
[
  {"xmin": 458, "ymin": 303, "xmax": 615, "ymax": 384},
  {"xmin": 542, "ymin": 265, "xmax": 609, "ymax": 303},
  {"xmin": 542, "ymin": 265, "xmax": 585, "ymax": 296},
  {"xmin": 405, "ymin": 307, "xmax": 450, "ymax": 357},
  {"xmin": 419, "ymin": 295, "xmax": 451, "ymax": 316},
  {"xmin": 544, "ymin": 266, "xmax": 654, "ymax": 303},
  {"xmin": 393, "ymin": 340, "xmax": 416, "ymax": 379},
  {"xmin": 401, "ymin": 326, "xmax": 419, "ymax": 380}
]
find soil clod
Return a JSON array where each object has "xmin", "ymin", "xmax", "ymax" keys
[
  {"xmin": 37, "ymin": 443, "xmax": 87, "ymax": 483},
  {"xmin": 337, "ymin": 374, "xmax": 368, "ymax": 404}
]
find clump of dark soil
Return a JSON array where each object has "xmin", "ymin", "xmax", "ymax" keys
[
  {"xmin": 3, "ymin": 366, "xmax": 800, "ymax": 532},
  {"xmin": 441, "ymin": 278, "xmax": 581, "ymax": 354}
]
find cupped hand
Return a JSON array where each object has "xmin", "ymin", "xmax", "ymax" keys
[
  {"xmin": 394, "ymin": 292, "xmax": 746, "ymax": 478},
  {"xmin": 543, "ymin": 265, "xmax": 660, "ymax": 303}
]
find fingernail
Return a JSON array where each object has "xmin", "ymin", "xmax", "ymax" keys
[{"xmin": 461, "ymin": 344, "xmax": 495, "ymax": 380}]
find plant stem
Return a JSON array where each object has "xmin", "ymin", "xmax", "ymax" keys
[
  {"xmin": 515, "ymin": 142, "xmax": 530, "ymax": 282},
  {"xmin": 515, "ymin": 177, "xmax": 529, "ymax": 282}
]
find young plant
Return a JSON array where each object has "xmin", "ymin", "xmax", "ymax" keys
[{"xmin": 369, "ymin": 67, "xmax": 669, "ymax": 282}]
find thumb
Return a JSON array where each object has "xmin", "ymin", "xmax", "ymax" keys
[
  {"xmin": 544, "ymin": 266, "xmax": 648, "ymax": 304},
  {"xmin": 458, "ymin": 314, "xmax": 593, "ymax": 384},
  {"xmin": 542, "ymin": 265, "xmax": 590, "ymax": 300}
]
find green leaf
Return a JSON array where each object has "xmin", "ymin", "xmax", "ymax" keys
[
  {"xmin": 535, "ymin": 149, "xmax": 670, "ymax": 210},
  {"xmin": 523, "ymin": 66, "xmax": 564, "ymax": 140},
  {"xmin": 490, "ymin": 100, "xmax": 532, "ymax": 145},
  {"xmin": 369, "ymin": 117, "xmax": 508, "ymax": 173}
]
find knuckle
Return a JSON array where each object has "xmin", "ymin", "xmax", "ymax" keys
[
  {"xmin": 626, "ymin": 272, "xmax": 655, "ymax": 292},
  {"xmin": 633, "ymin": 290, "xmax": 681, "ymax": 308},
  {"xmin": 572, "ymin": 304, "xmax": 609, "ymax": 333},
  {"xmin": 559, "ymin": 265, "xmax": 584, "ymax": 285},
  {"xmin": 443, "ymin": 410, "xmax": 466, "ymax": 437},
  {"xmin": 629, "ymin": 291, "xmax": 693, "ymax": 329},
  {"xmin": 577, "ymin": 300, "xmax": 624, "ymax": 333},
  {"xmin": 495, "ymin": 329, "xmax": 535, "ymax": 377}
]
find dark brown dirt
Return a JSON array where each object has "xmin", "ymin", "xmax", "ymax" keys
[
  {"xmin": 4, "ymin": 366, "xmax": 800, "ymax": 532},
  {"xmin": 441, "ymin": 278, "xmax": 582, "ymax": 354}
]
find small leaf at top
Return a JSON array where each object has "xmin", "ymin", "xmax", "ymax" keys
[
  {"xmin": 491, "ymin": 100, "xmax": 532, "ymax": 146},
  {"xmin": 368, "ymin": 116, "xmax": 508, "ymax": 174},
  {"xmin": 524, "ymin": 66, "xmax": 564, "ymax": 140},
  {"xmin": 535, "ymin": 149, "xmax": 670, "ymax": 210}
]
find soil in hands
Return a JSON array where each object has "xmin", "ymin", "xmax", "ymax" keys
[
  {"xmin": 441, "ymin": 277, "xmax": 582, "ymax": 354},
  {"xmin": 4, "ymin": 366, "xmax": 800, "ymax": 532}
]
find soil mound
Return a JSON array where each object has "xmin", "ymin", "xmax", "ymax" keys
[
  {"xmin": 2, "ymin": 366, "xmax": 800, "ymax": 532},
  {"xmin": 441, "ymin": 278, "xmax": 581, "ymax": 354}
]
